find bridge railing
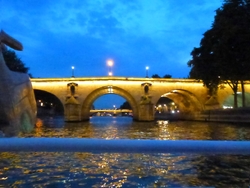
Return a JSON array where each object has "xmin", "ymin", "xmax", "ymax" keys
[{"xmin": 0, "ymin": 138, "xmax": 250, "ymax": 154}]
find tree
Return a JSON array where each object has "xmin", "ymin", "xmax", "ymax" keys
[
  {"xmin": 3, "ymin": 49, "xmax": 31, "ymax": 76},
  {"xmin": 163, "ymin": 74, "xmax": 172, "ymax": 78},
  {"xmin": 188, "ymin": 0, "xmax": 250, "ymax": 108},
  {"xmin": 120, "ymin": 101, "xmax": 131, "ymax": 109},
  {"xmin": 152, "ymin": 74, "xmax": 161, "ymax": 78}
]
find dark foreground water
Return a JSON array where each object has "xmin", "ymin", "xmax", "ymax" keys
[{"xmin": 1, "ymin": 116, "xmax": 250, "ymax": 187}]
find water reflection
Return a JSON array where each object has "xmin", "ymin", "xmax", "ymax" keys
[
  {"xmin": 1, "ymin": 116, "xmax": 250, "ymax": 187},
  {"xmin": 22, "ymin": 116, "xmax": 250, "ymax": 141},
  {"xmin": 0, "ymin": 152, "xmax": 249, "ymax": 187}
]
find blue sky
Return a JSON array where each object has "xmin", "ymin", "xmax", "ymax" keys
[{"xmin": 0, "ymin": 0, "xmax": 223, "ymax": 108}]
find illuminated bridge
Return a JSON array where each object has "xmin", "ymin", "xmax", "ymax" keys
[
  {"xmin": 90, "ymin": 109, "xmax": 132, "ymax": 113},
  {"xmin": 31, "ymin": 77, "xmax": 250, "ymax": 121}
]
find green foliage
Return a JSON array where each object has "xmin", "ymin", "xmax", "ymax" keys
[
  {"xmin": 120, "ymin": 101, "xmax": 131, "ymax": 109},
  {"xmin": 152, "ymin": 74, "xmax": 161, "ymax": 78},
  {"xmin": 151, "ymin": 74, "xmax": 172, "ymax": 78},
  {"xmin": 188, "ymin": 0, "xmax": 250, "ymax": 107},
  {"xmin": 163, "ymin": 74, "xmax": 172, "ymax": 78},
  {"xmin": 3, "ymin": 49, "xmax": 30, "ymax": 75}
]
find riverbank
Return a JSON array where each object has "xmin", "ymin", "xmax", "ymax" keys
[{"xmin": 155, "ymin": 108, "xmax": 250, "ymax": 123}]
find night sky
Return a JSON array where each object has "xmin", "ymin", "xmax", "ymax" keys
[{"xmin": 0, "ymin": 0, "xmax": 223, "ymax": 108}]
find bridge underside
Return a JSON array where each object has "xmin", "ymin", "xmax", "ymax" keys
[{"xmin": 161, "ymin": 89, "xmax": 203, "ymax": 112}]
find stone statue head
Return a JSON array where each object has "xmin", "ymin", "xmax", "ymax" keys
[{"xmin": 0, "ymin": 30, "xmax": 23, "ymax": 51}]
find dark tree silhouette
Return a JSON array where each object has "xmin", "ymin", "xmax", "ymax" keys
[
  {"xmin": 152, "ymin": 74, "xmax": 161, "ymax": 78},
  {"xmin": 120, "ymin": 101, "xmax": 131, "ymax": 109},
  {"xmin": 163, "ymin": 74, "xmax": 172, "ymax": 78},
  {"xmin": 188, "ymin": 0, "xmax": 250, "ymax": 108},
  {"xmin": 3, "ymin": 49, "xmax": 32, "ymax": 77}
]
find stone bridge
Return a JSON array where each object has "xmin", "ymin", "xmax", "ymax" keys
[{"xmin": 31, "ymin": 77, "xmax": 250, "ymax": 121}]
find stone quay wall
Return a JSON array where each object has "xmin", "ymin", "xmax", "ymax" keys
[{"xmin": 155, "ymin": 108, "xmax": 250, "ymax": 123}]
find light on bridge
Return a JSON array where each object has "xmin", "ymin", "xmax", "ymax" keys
[
  {"xmin": 71, "ymin": 66, "xmax": 75, "ymax": 77},
  {"xmin": 107, "ymin": 59, "xmax": 114, "ymax": 76},
  {"xmin": 107, "ymin": 86, "xmax": 113, "ymax": 93},
  {"xmin": 145, "ymin": 66, "xmax": 149, "ymax": 78},
  {"xmin": 107, "ymin": 59, "xmax": 114, "ymax": 67}
]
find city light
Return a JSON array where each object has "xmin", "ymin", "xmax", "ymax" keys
[
  {"xmin": 107, "ymin": 59, "xmax": 114, "ymax": 76},
  {"xmin": 107, "ymin": 59, "xmax": 114, "ymax": 67},
  {"xmin": 145, "ymin": 66, "xmax": 149, "ymax": 78},
  {"xmin": 71, "ymin": 66, "xmax": 75, "ymax": 77},
  {"xmin": 155, "ymin": 102, "xmax": 179, "ymax": 114}
]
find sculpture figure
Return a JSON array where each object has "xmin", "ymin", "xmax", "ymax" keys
[{"xmin": 0, "ymin": 30, "xmax": 37, "ymax": 136}]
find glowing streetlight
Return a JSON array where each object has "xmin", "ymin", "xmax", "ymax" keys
[
  {"xmin": 71, "ymin": 66, "xmax": 75, "ymax": 77},
  {"xmin": 146, "ymin": 66, "xmax": 149, "ymax": 78},
  {"xmin": 107, "ymin": 59, "xmax": 114, "ymax": 76},
  {"xmin": 107, "ymin": 59, "xmax": 114, "ymax": 67}
]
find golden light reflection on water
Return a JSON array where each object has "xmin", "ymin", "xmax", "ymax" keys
[
  {"xmin": 0, "ymin": 151, "xmax": 249, "ymax": 187},
  {"xmin": 20, "ymin": 116, "xmax": 247, "ymax": 141},
  {"xmin": 35, "ymin": 118, "xmax": 43, "ymax": 128},
  {"xmin": 2, "ymin": 116, "xmax": 250, "ymax": 187}
]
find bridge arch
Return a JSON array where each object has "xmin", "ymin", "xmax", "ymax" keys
[
  {"xmin": 34, "ymin": 89, "xmax": 64, "ymax": 115},
  {"xmin": 81, "ymin": 86, "xmax": 138, "ymax": 120},
  {"xmin": 159, "ymin": 89, "xmax": 204, "ymax": 113}
]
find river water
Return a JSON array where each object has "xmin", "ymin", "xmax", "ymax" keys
[{"xmin": 0, "ymin": 116, "xmax": 250, "ymax": 187}]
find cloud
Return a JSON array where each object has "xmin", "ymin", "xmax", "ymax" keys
[
  {"xmin": 1, "ymin": 0, "xmax": 223, "ymax": 79},
  {"xmin": 0, "ymin": 0, "xmax": 224, "ymax": 107}
]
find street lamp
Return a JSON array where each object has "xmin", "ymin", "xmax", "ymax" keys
[
  {"xmin": 107, "ymin": 59, "xmax": 114, "ymax": 76},
  {"xmin": 146, "ymin": 66, "xmax": 149, "ymax": 78},
  {"xmin": 71, "ymin": 66, "xmax": 75, "ymax": 77}
]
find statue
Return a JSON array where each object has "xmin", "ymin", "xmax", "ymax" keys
[{"xmin": 0, "ymin": 30, "xmax": 37, "ymax": 136}]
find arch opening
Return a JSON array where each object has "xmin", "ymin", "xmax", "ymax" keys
[
  {"xmin": 156, "ymin": 89, "xmax": 203, "ymax": 119},
  {"xmin": 155, "ymin": 97, "xmax": 179, "ymax": 114},
  {"xmin": 81, "ymin": 86, "xmax": 138, "ymax": 120},
  {"xmin": 90, "ymin": 94, "xmax": 132, "ymax": 117},
  {"xmin": 34, "ymin": 89, "xmax": 64, "ymax": 116},
  {"xmin": 93, "ymin": 94, "xmax": 126, "ymax": 110}
]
